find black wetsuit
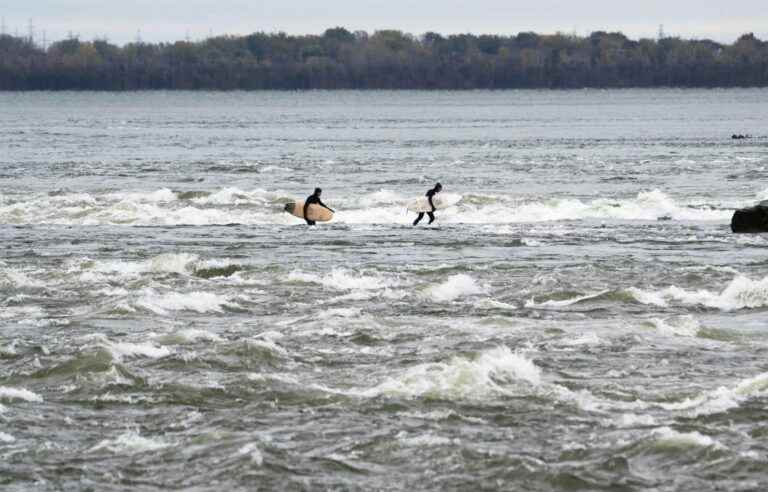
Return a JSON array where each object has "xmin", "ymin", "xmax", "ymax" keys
[
  {"xmin": 413, "ymin": 188, "xmax": 438, "ymax": 226},
  {"xmin": 304, "ymin": 194, "xmax": 331, "ymax": 225}
]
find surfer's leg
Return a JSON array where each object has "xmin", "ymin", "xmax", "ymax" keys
[
  {"xmin": 427, "ymin": 212, "xmax": 435, "ymax": 224},
  {"xmin": 306, "ymin": 219, "xmax": 316, "ymax": 226},
  {"xmin": 413, "ymin": 213, "xmax": 424, "ymax": 226}
]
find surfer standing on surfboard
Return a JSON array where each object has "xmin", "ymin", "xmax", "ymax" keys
[
  {"xmin": 304, "ymin": 188, "xmax": 334, "ymax": 226},
  {"xmin": 413, "ymin": 183, "xmax": 442, "ymax": 226}
]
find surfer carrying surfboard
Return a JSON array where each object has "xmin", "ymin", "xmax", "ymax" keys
[
  {"xmin": 303, "ymin": 188, "xmax": 334, "ymax": 225},
  {"xmin": 413, "ymin": 183, "xmax": 442, "ymax": 226}
]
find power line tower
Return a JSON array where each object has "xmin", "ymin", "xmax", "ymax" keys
[
  {"xmin": 28, "ymin": 17, "xmax": 35, "ymax": 46},
  {"xmin": 657, "ymin": 24, "xmax": 665, "ymax": 40}
]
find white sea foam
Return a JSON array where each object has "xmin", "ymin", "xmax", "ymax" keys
[
  {"xmin": 362, "ymin": 346, "xmax": 541, "ymax": 400},
  {"xmin": 0, "ymin": 432, "xmax": 15, "ymax": 443},
  {"xmin": 0, "ymin": 306, "xmax": 45, "ymax": 320},
  {"xmin": 649, "ymin": 316, "xmax": 701, "ymax": 337},
  {"xmin": 238, "ymin": 442, "xmax": 264, "ymax": 465},
  {"xmin": 644, "ymin": 372, "xmax": 768, "ymax": 418},
  {"xmin": 109, "ymin": 188, "xmax": 178, "ymax": 203},
  {"xmin": 397, "ymin": 431, "xmax": 456, "ymax": 447},
  {"xmin": 0, "ymin": 188, "xmax": 731, "ymax": 226},
  {"xmin": 426, "ymin": 274, "xmax": 485, "ymax": 302},
  {"xmin": 154, "ymin": 329, "xmax": 224, "ymax": 344},
  {"xmin": 84, "ymin": 334, "xmax": 172, "ymax": 361},
  {"xmin": 189, "ymin": 187, "xmax": 282, "ymax": 206},
  {"xmin": 352, "ymin": 346, "xmax": 642, "ymax": 413},
  {"xmin": 91, "ymin": 393, "xmax": 154, "ymax": 405},
  {"xmin": 0, "ymin": 341, "xmax": 18, "ymax": 356},
  {"xmin": 629, "ymin": 275, "xmax": 768, "ymax": 311},
  {"xmin": 245, "ymin": 338, "xmax": 289, "ymax": 357},
  {"xmin": 90, "ymin": 431, "xmax": 169, "ymax": 454},
  {"xmin": 0, "ymin": 189, "xmax": 277, "ymax": 226},
  {"xmin": 616, "ymin": 413, "xmax": 657, "ymax": 427},
  {"xmin": 106, "ymin": 341, "xmax": 172, "ymax": 360},
  {"xmin": 559, "ymin": 332, "xmax": 602, "ymax": 346},
  {"xmin": 453, "ymin": 190, "xmax": 730, "ymax": 224},
  {"xmin": 1, "ymin": 269, "xmax": 46, "ymax": 289},
  {"xmin": 474, "ymin": 298, "xmax": 518, "ymax": 310},
  {"xmin": 317, "ymin": 307, "xmax": 363, "ymax": 319},
  {"xmin": 287, "ymin": 269, "xmax": 396, "ymax": 291},
  {"xmin": 134, "ymin": 289, "xmax": 234, "ymax": 315},
  {"xmin": 0, "ymin": 386, "xmax": 44, "ymax": 402},
  {"xmin": 73, "ymin": 253, "xmax": 244, "ymax": 285},
  {"xmin": 524, "ymin": 290, "xmax": 608, "ymax": 309},
  {"xmin": 260, "ymin": 165, "xmax": 291, "ymax": 173},
  {"xmin": 651, "ymin": 427, "xmax": 722, "ymax": 449}
]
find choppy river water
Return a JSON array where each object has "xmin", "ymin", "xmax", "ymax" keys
[{"xmin": 2, "ymin": 89, "xmax": 768, "ymax": 490}]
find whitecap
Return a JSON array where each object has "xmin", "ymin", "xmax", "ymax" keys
[
  {"xmin": 237, "ymin": 442, "xmax": 264, "ymax": 465},
  {"xmin": 90, "ymin": 431, "xmax": 169, "ymax": 454},
  {"xmin": 287, "ymin": 269, "xmax": 395, "ymax": 291},
  {"xmin": 425, "ymin": 274, "xmax": 485, "ymax": 302},
  {"xmin": 83, "ymin": 335, "xmax": 172, "ymax": 362},
  {"xmin": 651, "ymin": 427, "xmax": 722, "ymax": 449},
  {"xmin": 317, "ymin": 307, "xmax": 363, "ymax": 319},
  {"xmin": 0, "ymin": 386, "xmax": 44, "ymax": 403},
  {"xmin": 397, "ymin": 431, "xmax": 455, "ymax": 447},
  {"xmin": 649, "ymin": 316, "xmax": 701, "ymax": 337},
  {"xmin": 629, "ymin": 275, "xmax": 768, "ymax": 311},
  {"xmin": 361, "ymin": 346, "xmax": 540, "ymax": 400},
  {"xmin": 615, "ymin": 413, "xmax": 657, "ymax": 427},
  {"xmin": 524, "ymin": 290, "xmax": 608, "ymax": 309},
  {"xmin": 133, "ymin": 288, "xmax": 235, "ymax": 315},
  {"xmin": 153, "ymin": 329, "xmax": 224, "ymax": 344}
]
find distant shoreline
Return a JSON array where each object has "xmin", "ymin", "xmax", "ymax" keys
[{"xmin": 1, "ymin": 28, "xmax": 766, "ymax": 91}]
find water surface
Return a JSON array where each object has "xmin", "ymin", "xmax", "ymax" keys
[{"xmin": 2, "ymin": 89, "xmax": 768, "ymax": 490}]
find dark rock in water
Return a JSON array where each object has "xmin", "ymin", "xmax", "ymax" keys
[{"xmin": 732, "ymin": 200, "xmax": 768, "ymax": 233}]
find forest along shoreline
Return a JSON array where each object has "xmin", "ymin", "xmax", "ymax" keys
[{"xmin": 0, "ymin": 28, "xmax": 767, "ymax": 90}]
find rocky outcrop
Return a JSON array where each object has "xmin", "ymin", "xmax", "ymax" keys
[{"xmin": 732, "ymin": 201, "xmax": 768, "ymax": 233}]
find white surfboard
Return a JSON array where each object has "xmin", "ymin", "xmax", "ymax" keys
[{"xmin": 406, "ymin": 193, "xmax": 462, "ymax": 213}]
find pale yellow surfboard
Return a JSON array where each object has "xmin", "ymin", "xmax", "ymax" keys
[{"xmin": 284, "ymin": 200, "xmax": 334, "ymax": 222}]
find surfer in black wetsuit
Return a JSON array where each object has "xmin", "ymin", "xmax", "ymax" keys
[
  {"xmin": 413, "ymin": 183, "xmax": 442, "ymax": 226},
  {"xmin": 304, "ymin": 187, "xmax": 334, "ymax": 226}
]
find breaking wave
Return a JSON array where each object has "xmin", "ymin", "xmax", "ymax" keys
[
  {"xmin": 425, "ymin": 274, "xmax": 485, "ymax": 302},
  {"xmin": 90, "ymin": 431, "xmax": 170, "ymax": 454},
  {"xmin": 628, "ymin": 275, "xmax": 768, "ymax": 311},
  {"xmin": 66, "ymin": 253, "xmax": 245, "ymax": 282},
  {"xmin": 287, "ymin": 268, "xmax": 398, "ymax": 291},
  {"xmin": 0, "ymin": 188, "xmax": 732, "ymax": 226},
  {"xmin": 360, "ymin": 346, "xmax": 541, "ymax": 400},
  {"xmin": 649, "ymin": 427, "xmax": 723, "ymax": 450},
  {"xmin": 0, "ymin": 386, "xmax": 44, "ymax": 403},
  {"xmin": 131, "ymin": 289, "xmax": 236, "ymax": 315}
]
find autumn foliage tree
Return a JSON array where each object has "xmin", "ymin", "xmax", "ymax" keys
[{"xmin": 0, "ymin": 28, "xmax": 766, "ymax": 90}]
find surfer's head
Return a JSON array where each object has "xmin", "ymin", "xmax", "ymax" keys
[
  {"xmin": 314, "ymin": 187, "xmax": 322, "ymax": 196},
  {"xmin": 434, "ymin": 183, "xmax": 443, "ymax": 192}
]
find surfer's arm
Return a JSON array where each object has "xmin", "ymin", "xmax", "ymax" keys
[
  {"xmin": 317, "ymin": 199, "xmax": 334, "ymax": 213},
  {"xmin": 303, "ymin": 201, "xmax": 311, "ymax": 221},
  {"xmin": 428, "ymin": 195, "xmax": 436, "ymax": 212}
]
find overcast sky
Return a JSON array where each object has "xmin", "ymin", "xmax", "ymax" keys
[{"xmin": 2, "ymin": 1, "xmax": 766, "ymax": 45}]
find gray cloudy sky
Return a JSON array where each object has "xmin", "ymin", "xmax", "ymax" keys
[{"xmin": 2, "ymin": 1, "xmax": 766, "ymax": 45}]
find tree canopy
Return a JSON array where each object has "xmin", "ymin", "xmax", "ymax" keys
[{"xmin": 1, "ymin": 28, "xmax": 766, "ymax": 90}]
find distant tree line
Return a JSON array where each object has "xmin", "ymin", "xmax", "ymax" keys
[{"xmin": 0, "ymin": 27, "xmax": 767, "ymax": 90}]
